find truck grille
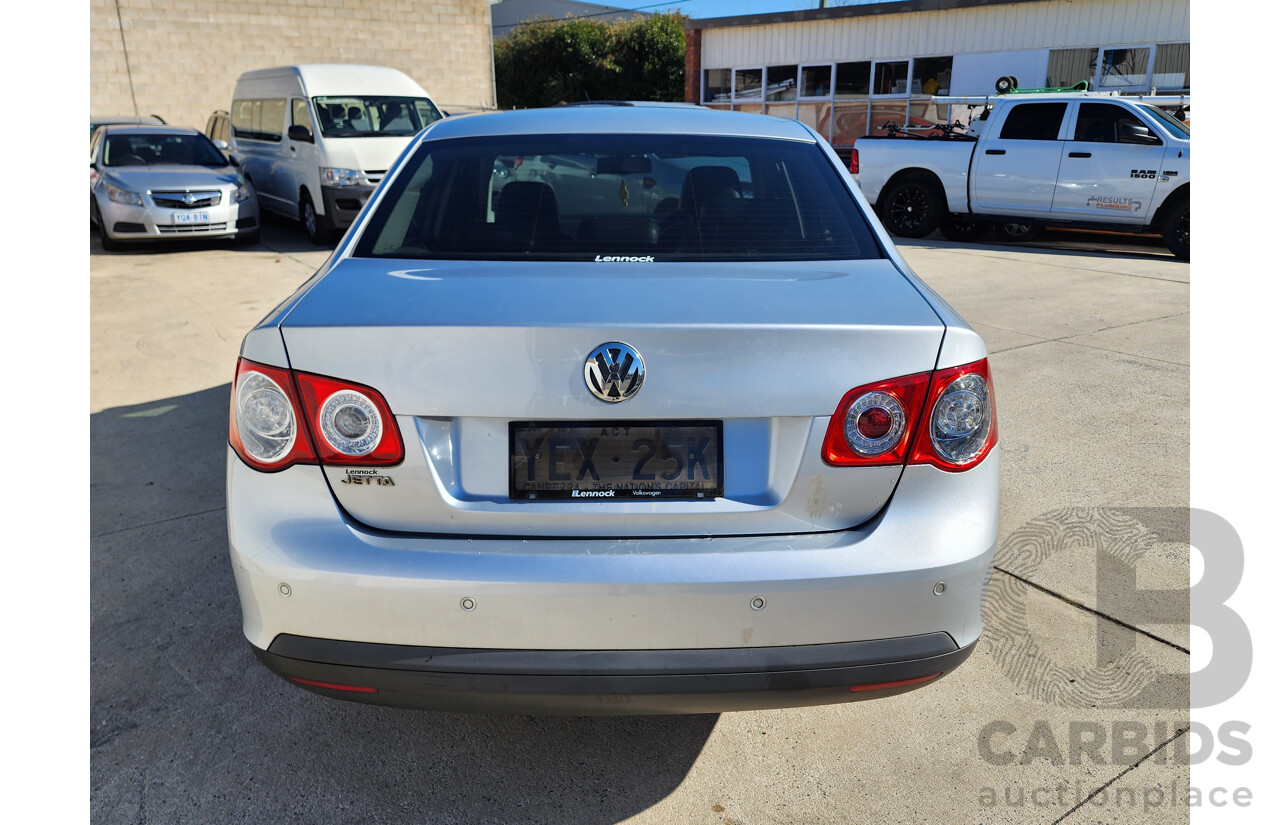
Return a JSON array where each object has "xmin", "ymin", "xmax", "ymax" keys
[{"xmin": 151, "ymin": 191, "xmax": 222, "ymax": 209}]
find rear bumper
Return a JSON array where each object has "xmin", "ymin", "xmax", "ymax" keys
[{"xmin": 256, "ymin": 632, "xmax": 975, "ymax": 714}]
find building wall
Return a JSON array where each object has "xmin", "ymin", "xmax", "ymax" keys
[
  {"xmin": 90, "ymin": 0, "xmax": 496, "ymax": 132},
  {"xmin": 700, "ymin": 0, "xmax": 1189, "ymax": 67}
]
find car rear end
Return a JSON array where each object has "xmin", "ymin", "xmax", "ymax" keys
[{"xmin": 226, "ymin": 107, "xmax": 998, "ymax": 714}]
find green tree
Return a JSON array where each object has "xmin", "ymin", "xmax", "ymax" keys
[{"xmin": 495, "ymin": 13, "xmax": 686, "ymax": 109}]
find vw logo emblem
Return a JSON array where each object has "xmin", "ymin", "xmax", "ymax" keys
[{"xmin": 585, "ymin": 342, "xmax": 644, "ymax": 403}]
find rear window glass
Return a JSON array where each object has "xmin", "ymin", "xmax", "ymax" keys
[
  {"xmin": 999, "ymin": 103, "xmax": 1067, "ymax": 141},
  {"xmin": 353, "ymin": 134, "xmax": 882, "ymax": 262}
]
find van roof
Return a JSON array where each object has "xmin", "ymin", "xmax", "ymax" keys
[{"xmin": 235, "ymin": 64, "xmax": 431, "ymax": 99}]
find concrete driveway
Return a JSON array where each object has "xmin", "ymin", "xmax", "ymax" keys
[{"xmin": 90, "ymin": 217, "xmax": 1190, "ymax": 824}]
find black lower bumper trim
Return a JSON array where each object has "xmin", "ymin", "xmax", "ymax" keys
[
  {"xmin": 257, "ymin": 632, "xmax": 975, "ymax": 715},
  {"xmin": 320, "ymin": 184, "xmax": 373, "ymax": 230}
]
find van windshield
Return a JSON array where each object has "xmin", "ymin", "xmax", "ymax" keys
[{"xmin": 312, "ymin": 96, "xmax": 442, "ymax": 137}]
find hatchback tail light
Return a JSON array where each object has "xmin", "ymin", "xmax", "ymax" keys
[
  {"xmin": 822, "ymin": 359, "xmax": 996, "ymax": 471},
  {"xmin": 230, "ymin": 358, "xmax": 404, "ymax": 472}
]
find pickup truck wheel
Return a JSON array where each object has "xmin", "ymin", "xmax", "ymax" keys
[
  {"xmin": 939, "ymin": 218, "xmax": 991, "ymax": 243},
  {"xmin": 879, "ymin": 178, "xmax": 944, "ymax": 238},
  {"xmin": 1162, "ymin": 198, "xmax": 1189, "ymax": 260},
  {"xmin": 994, "ymin": 222, "xmax": 1043, "ymax": 243}
]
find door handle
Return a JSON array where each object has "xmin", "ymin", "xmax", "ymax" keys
[
  {"xmin": 1069, "ymin": 152, "xmax": 1091, "ymax": 158},
  {"xmin": 985, "ymin": 149, "xmax": 1006, "ymax": 155}
]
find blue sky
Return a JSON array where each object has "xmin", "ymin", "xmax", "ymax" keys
[{"xmin": 621, "ymin": 1, "xmax": 824, "ymax": 21}]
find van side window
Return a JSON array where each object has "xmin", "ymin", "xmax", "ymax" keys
[
  {"xmin": 999, "ymin": 103, "xmax": 1068, "ymax": 141},
  {"xmin": 292, "ymin": 99, "xmax": 314, "ymax": 133},
  {"xmin": 232, "ymin": 98, "xmax": 287, "ymax": 143}
]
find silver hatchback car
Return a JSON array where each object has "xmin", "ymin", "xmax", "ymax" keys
[
  {"xmin": 226, "ymin": 104, "xmax": 999, "ymax": 714},
  {"xmin": 90, "ymin": 125, "xmax": 259, "ymax": 249}
]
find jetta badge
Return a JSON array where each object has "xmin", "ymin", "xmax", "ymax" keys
[{"xmin": 585, "ymin": 342, "xmax": 644, "ymax": 403}]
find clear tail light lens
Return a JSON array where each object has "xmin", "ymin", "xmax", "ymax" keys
[
  {"xmin": 230, "ymin": 359, "xmax": 316, "ymax": 472},
  {"xmin": 229, "ymin": 358, "xmax": 403, "ymax": 471},
  {"xmin": 909, "ymin": 359, "xmax": 997, "ymax": 471},
  {"xmin": 822, "ymin": 359, "xmax": 996, "ymax": 471}
]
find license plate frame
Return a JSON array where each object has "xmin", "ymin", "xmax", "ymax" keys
[{"xmin": 509, "ymin": 420, "xmax": 724, "ymax": 501}]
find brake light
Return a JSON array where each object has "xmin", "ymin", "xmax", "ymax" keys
[
  {"xmin": 229, "ymin": 359, "xmax": 316, "ymax": 472},
  {"xmin": 294, "ymin": 372, "xmax": 404, "ymax": 466},
  {"xmin": 822, "ymin": 371, "xmax": 932, "ymax": 466},
  {"xmin": 230, "ymin": 358, "xmax": 404, "ymax": 471},
  {"xmin": 849, "ymin": 147, "xmax": 859, "ymax": 175},
  {"xmin": 909, "ymin": 359, "xmax": 997, "ymax": 471},
  {"xmin": 822, "ymin": 358, "xmax": 996, "ymax": 470}
]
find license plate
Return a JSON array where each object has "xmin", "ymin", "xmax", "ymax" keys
[
  {"xmin": 172, "ymin": 211, "xmax": 209, "ymax": 224},
  {"xmin": 510, "ymin": 420, "xmax": 723, "ymax": 501}
]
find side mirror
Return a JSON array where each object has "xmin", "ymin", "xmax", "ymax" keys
[
  {"xmin": 1120, "ymin": 123, "xmax": 1161, "ymax": 145},
  {"xmin": 288, "ymin": 124, "xmax": 314, "ymax": 143},
  {"xmin": 213, "ymin": 139, "xmax": 229, "ymax": 151}
]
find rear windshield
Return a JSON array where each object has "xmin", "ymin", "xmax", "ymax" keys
[
  {"xmin": 102, "ymin": 133, "xmax": 227, "ymax": 167},
  {"xmin": 352, "ymin": 134, "xmax": 883, "ymax": 262},
  {"xmin": 313, "ymin": 96, "xmax": 442, "ymax": 137}
]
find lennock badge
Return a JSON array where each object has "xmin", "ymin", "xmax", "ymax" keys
[{"xmin": 585, "ymin": 342, "xmax": 645, "ymax": 403}]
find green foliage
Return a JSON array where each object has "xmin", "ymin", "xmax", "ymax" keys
[{"xmin": 495, "ymin": 13, "xmax": 686, "ymax": 109}]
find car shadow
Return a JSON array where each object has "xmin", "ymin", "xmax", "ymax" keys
[
  {"xmin": 91, "ymin": 385, "xmax": 716, "ymax": 824},
  {"xmin": 901, "ymin": 227, "xmax": 1185, "ymax": 263}
]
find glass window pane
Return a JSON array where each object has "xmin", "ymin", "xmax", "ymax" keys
[
  {"xmin": 913, "ymin": 56, "xmax": 953, "ymax": 96},
  {"xmin": 766, "ymin": 65, "xmax": 798, "ymax": 101},
  {"xmin": 834, "ymin": 62, "xmax": 870, "ymax": 99},
  {"xmin": 796, "ymin": 101, "xmax": 832, "ymax": 141},
  {"xmin": 704, "ymin": 69, "xmax": 731, "ymax": 103},
  {"xmin": 734, "ymin": 68, "xmax": 763, "ymax": 99},
  {"xmin": 830, "ymin": 100, "xmax": 870, "ymax": 144},
  {"xmin": 765, "ymin": 102, "xmax": 798, "ymax": 119},
  {"xmin": 292, "ymin": 99, "xmax": 313, "ymax": 130},
  {"xmin": 999, "ymin": 102, "xmax": 1068, "ymax": 140},
  {"xmin": 1154, "ymin": 43, "xmax": 1190, "ymax": 90},
  {"xmin": 801, "ymin": 65, "xmax": 832, "ymax": 98},
  {"xmin": 1048, "ymin": 48, "xmax": 1096, "ymax": 88},
  {"xmin": 1098, "ymin": 47, "xmax": 1152, "ymax": 89},
  {"xmin": 261, "ymin": 99, "xmax": 286, "ymax": 139},
  {"xmin": 873, "ymin": 61, "xmax": 909, "ymax": 95},
  {"xmin": 866, "ymin": 101, "xmax": 911, "ymax": 138}
]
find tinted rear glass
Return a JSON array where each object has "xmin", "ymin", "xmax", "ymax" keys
[
  {"xmin": 353, "ymin": 134, "xmax": 882, "ymax": 262},
  {"xmin": 103, "ymin": 133, "xmax": 227, "ymax": 167}
]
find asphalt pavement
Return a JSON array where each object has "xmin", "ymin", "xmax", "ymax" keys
[{"xmin": 90, "ymin": 215, "xmax": 1190, "ymax": 824}]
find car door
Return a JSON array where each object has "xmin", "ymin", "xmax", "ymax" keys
[
  {"xmin": 1051, "ymin": 101, "xmax": 1167, "ymax": 223},
  {"xmin": 970, "ymin": 101, "xmax": 1068, "ymax": 214}
]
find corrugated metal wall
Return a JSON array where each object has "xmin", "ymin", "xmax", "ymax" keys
[{"xmin": 700, "ymin": 0, "xmax": 1190, "ymax": 67}]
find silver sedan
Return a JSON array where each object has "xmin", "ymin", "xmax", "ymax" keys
[
  {"xmin": 90, "ymin": 124, "xmax": 259, "ymax": 249},
  {"xmin": 226, "ymin": 104, "xmax": 999, "ymax": 714}
]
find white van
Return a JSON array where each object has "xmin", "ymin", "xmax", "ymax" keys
[{"xmin": 229, "ymin": 65, "xmax": 443, "ymax": 244}]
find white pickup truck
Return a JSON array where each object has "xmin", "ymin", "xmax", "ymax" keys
[{"xmin": 852, "ymin": 92, "xmax": 1190, "ymax": 259}]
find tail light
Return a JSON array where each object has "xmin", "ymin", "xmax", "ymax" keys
[
  {"xmin": 229, "ymin": 357, "xmax": 404, "ymax": 472},
  {"xmin": 849, "ymin": 146, "xmax": 860, "ymax": 175},
  {"xmin": 822, "ymin": 359, "xmax": 996, "ymax": 471}
]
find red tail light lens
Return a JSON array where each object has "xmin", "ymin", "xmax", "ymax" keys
[
  {"xmin": 230, "ymin": 358, "xmax": 316, "ymax": 472},
  {"xmin": 849, "ymin": 147, "xmax": 860, "ymax": 175},
  {"xmin": 294, "ymin": 372, "xmax": 404, "ymax": 466},
  {"xmin": 230, "ymin": 358, "xmax": 404, "ymax": 471},
  {"xmin": 822, "ymin": 358, "xmax": 996, "ymax": 470},
  {"xmin": 822, "ymin": 371, "xmax": 931, "ymax": 466}
]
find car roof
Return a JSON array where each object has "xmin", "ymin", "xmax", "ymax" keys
[
  {"xmin": 420, "ymin": 104, "xmax": 818, "ymax": 143},
  {"xmin": 97, "ymin": 124, "xmax": 202, "ymax": 136}
]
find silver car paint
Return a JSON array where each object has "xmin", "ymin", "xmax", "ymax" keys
[{"xmin": 228, "ymin": 445, "xmax": 998, "ymax": 651}]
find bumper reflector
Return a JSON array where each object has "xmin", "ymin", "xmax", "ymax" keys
[
  {"xmin": 848, "ymin": 672, "xmax": 941, "ymax": 692},
  {"xmin": 287, "ymin": 675, "xmax": 378, "ymax": 694}
]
